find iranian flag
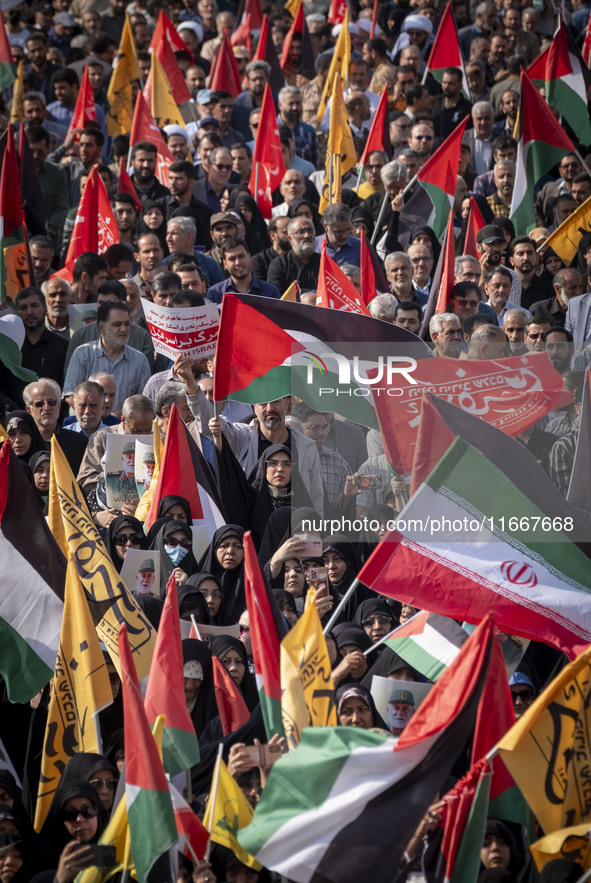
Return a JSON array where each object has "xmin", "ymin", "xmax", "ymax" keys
[
  {"xmin": 212, "ymin": 293, "xmax": 431, "ymax": 430},
  {"xmin": 119, "ymin": 624, "xmax": 177, "ymax": 883},
  {"xmin": 359, "ymin": 395, "xmax": 591, "ymax": 660},
  {"xmin": 510, "ymin": 69, "xmax": 575, "ymax": 234},
  {"xmin": 244, "ymin": 532, "xmax": 288, "ymax": 739},
  {"xmin": 415, "ymin": 116, "xmax": 468, "ymax": 238},
  {"xmin": 0, "ymin": 442, "xmax": 65, "ymax": 703},
  {"xmin": 423, "ymin": 3, "xmax": 470, "ymax": 98},
  {"xmin": 144, "ymin": 575, "xmax": 201, "ymax": 776},
  {"xmin": 238, "ymin": 616, "xmax": 496, "ymax": 883},
  {"xmin": 545, "ymin": 17, "xmax": 591, "ymax": 146},
  {"xmin": 380, "ymin": 611, "xmax": 468, "ymax": 682}
]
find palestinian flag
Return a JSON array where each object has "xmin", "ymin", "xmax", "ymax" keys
[
  {"xmin": 546, "ymin": 18, "xmax": 591, "ymax": 146},
  {"xmin": 359, "ymin": 395, "xmax": 591, "ymax": 660},
  {"xmin": 0, "ymin": 442, "xmax": 65, "ymax": 703},
  {"xmin": 0, "ymin": 14, "xmax": 15, "ymax": 91},
  {"xmin": 584, "ymin": 9, "xmax": 591, "ymax": 67},
  {"xmin": 213, "ymin": 293, "xmax": 431, "ymax": 430},
  {"xmin": 464, "ymin": 195, "xmax": 486, "ymax": 258},
  {"xmin": 424, "ymin": 3, "xmax": 470, "ymax": 98},
  {"xmin": 527, "ymin": 43, "xmax": 550, "ymax": 87},
  {"xmin": 510, "ymin": 70, "xmax": 575, "ymax": 234},
  {"xmin": 381, "ymin": 610, "xmax": 468, "ymax": 681},
  {"xmin": 119, "ymin": 624, "xmax": 177, "ymax": 883},
  {"xmin": 415, "ymin": 116, "xmax": 468, "ymax": 238},
  {"xmin": 169, "ymin": 781, "xmax": 209, "ymax": 863},
  {"xmin": 238, "ymin": 617, "xmax": 496, "ymax": 883},
  {"xmin": 144, "ymin": 575, "xmax": 201, "ymax": 776},
  {"xmin": 244, "ymin": 531, "xmax": 288, "ymax": 739}
]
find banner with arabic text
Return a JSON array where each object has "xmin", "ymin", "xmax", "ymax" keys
[{"xmin": 143, "ymin": 301, "xmax": 219, "ymax": 361}]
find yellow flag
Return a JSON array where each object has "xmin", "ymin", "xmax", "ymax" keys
[
  {"xmin": 317, "ymin": 8, "xmax": 350, "ymax": 122},
  {"xmin": 281, "ymin": 281, "xmax": 299, "ymax": 302},
  {"xmin": 3, "ymin": 242, "xmax": 33, "ymax": 301},
  {"xmin": 497, "ymin": 643, "xmax": 591, "ymax": 834},
  {"xmin": 10, "ymin": 60, "xmax": 24, "ymax": 124},
  {"xmin": 76, "ymin": 794, "xmax": 135, "ymax": 883},
  {"xmin": 150, "ymin": 52, "xmax": 185, "ymax": 128},
  {"xmin": 106, "ymin": 16, "xmax": 141, "ymax": 137},
  {"xmin": 544, "ymin": 194, "xmax": 591, "ymax": 264},
  {"xmin": 319, "ymin": 76, "xmax": 356, "ymax": 214},
  {"xmin": 0, "ymin": 423, "xmax": 7, "ymax": 441},
  {"xmin": 530, "ymin": 822, "xmax": 591, "ymax": 873},
  {"xmin": 280, "ymin": 587, "xmax": 337, "ymax": 749},
  {"xmin": 35, "ymin": 556, "xmax": 113, "ymax": 830},
  {"xmin": 284, "ymin": 0, "xmax": 300, "ymax": 19},
  {"xmin": 50, "ymin": 437, "xmax": 156, "ymax": 681},
  {"xmin": 135, "ymin": 419, "xmax": 163, "ymax": 522},
  {"xmin": 203, "ymin": 758, "xmax": 262, "ymax": 870}
]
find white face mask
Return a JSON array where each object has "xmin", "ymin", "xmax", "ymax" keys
[{"xmin": 183, "ymin": 660, "xmax": 203, "ymax": 681}]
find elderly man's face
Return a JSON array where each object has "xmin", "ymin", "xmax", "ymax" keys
[{"xmin": 387, "ymin": 701, "xmax": 414, "ymax": 735}]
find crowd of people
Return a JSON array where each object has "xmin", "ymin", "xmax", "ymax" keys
[{"xmin": 1, "ymin": 0, "xmax": 591, "ymax": 879}]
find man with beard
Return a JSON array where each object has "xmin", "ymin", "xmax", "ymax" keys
[
  {"xmin": 387, "ymin": 689, "xmax": 415, "ymax": 736},
  {"xmin": 267, "ymin": 218, "xmax": 322, "ymax": 294},
  {"xmin": 543, "ymin": 328, "xmax": 574, "ymax": 375},
  {"xmin": 135, "ymin": 559, "xmax": 156, "ymax": 595},
  {"xmin": 251, "ymin": 217, "xmax": 291, "ymax": 281},
  {"xmin": 503, "ymin": 308, "xmax": 529, "ymax": 355},
  {"xmin": 486, "ymin": 160, "xmax": 515, "ymax": 219},
  {"xmin": 430, "ymin": 67, "xmax": 472, "ymax": 139},
  {"xmin": 16, "ymin": 287, "xmax": 68, "ymax": 385},
  {"xmin": 130, "ymin": 141, "xmax": 170, "ymax": 202},
  {"xmin": 429, "ymin": 313, "xmax": 463, "ymax": 358},
  {"xmin": 509, "ymin": 237, "xmax": 553, "ymax": 310},
  {"xmin": 205, "ymin": 239, "xmax": 281, "ymax": 303}
]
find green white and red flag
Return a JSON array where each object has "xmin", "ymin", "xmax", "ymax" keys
[
  {"xmin": 416, "ymin": 115, "xmax": 468, "ymax": 238},
  {"xmin": 510, "ymin": 69, "xmax": 575, "ymax": 234},
  {"xmin": 464, "ymin": 195, "xmax": 486, "ymax": 258},
  {"xmin": 545, "ymin": 17, "xmax": 591, "ymax": 145},
  {"xmin": 244, "ymin": 531, "xmax": 287, "ymax": 739},
  {"xmin": 381, "ymin": 610, "xmax": 468, "ymax": 682},
  {"xmin": 119, "ymin": 623, "xmax": 177, "ymax": 883},
  {"xmin": 144, "ymin": 574, "xmax": 201, "ymax": 777},
  {"xmin": 423, "ymin": 3, "xmax": 470, "ymax": 98},
  {"xmin": 0, "ymin": 14, "xmax": 15, "ymax": 91}
]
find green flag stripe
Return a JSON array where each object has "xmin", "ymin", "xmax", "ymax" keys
[
  {"xmin": 127, "ymin": 787, "xmax": 177, "ymax": 883},
  {"xmin": 511, "ymin": 141, "xmax": 568, "ymax": 233},
  {"xmin": 420, "ymin": 181, "xmax": 453, "ymax": 239},
  {"xmin": 0, "ymin": 62, "xmax": 16, "ymax": 92},
  {"xmin": 450, "ymin": 772, "xmax": 491, "ymax": 883},
  {"xmin": 424, "ymin": 439, "xmax": 589, "ymax": 586},
  {"xmin": 0, "ymin": 616, "xmax": 53, "ymax": 704},
  {"xmin": 384, "ymin": 637, "xmax": 448, "ymax": 681},
  {"xmin": 545, "ymin": 79, "xmax": 591, "ymax": 143},
  {"xmin": 259, "ymin": 685, "xmax": 284, "ymax": 741},
  {"xmin": 162, "ymin": 724, "xmax": 200, "ymax": 778}
]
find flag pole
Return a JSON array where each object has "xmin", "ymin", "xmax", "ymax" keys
[
  {"xmin": 371, "ymin": 173, "xmax": 417, "ymax": 246},
  {"xmin": 354, "ymin": 162, "xmax": 363, "ymax": 193},
  {"xmin": 323, "ymin": 579, "xmax": 359, "ymax": 635},
  {"xmin": 328, "ymin": 154, "xmax": 334, "ymax": 206},
  {"xmin": 575, "ymin": 870, "xmax": 591, "ymax": 883},
  {"xmin": 575, "ymin": 148, "xmax": 591, "ymax": 179},
  {"xmin": 204, "ymin": 744, "xmax": 224, "ymax": 860}
]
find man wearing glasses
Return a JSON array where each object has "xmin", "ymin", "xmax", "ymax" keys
[
  {"xmin": 23, "ymin": 377, "xmax": 88, "ymax": 474},
  {"xmin": 508, "ymin": 672, "xmax": 537, "ymax": 720},
  {"xmin": 191, "ymin": 146, "xmax": 233, "ymax": 214}
]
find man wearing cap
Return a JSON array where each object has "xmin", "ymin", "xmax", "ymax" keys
[
  {"xmin": 140, "ymin": 451, "xmax": 155, "ymax": 491},
  {"xmin": 509, "ymin": 672, "xmax": 536, "ymax": 720},
  {"xmin": 387, "ymin": 689, "xmax": 415, "ymax": 736},
  {"xmin": 476, "ymin": 225, "xmax": 522, "ymax": 303},
  {"xmin": 135, "ymin": 559, "xmax": 156, "ymax": 596},
  {"xmin": 207, "ymin": 212, "xmax": 239, "ymax": 268},
  {"xmin": 106, "ymin": 440, "xmax": 137, "ymax": 503}
]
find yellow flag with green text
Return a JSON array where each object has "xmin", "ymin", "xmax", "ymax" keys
[
  {"xmin": 203, "ymin": 758, "xmax": 262, "ymax": 870},
  {"xmin": 280, "ymin": 587, "xmax": 337, "ymax": 750},
  {"xmin": 106, "ymin": 16, "xmax": 141, "ymax": 136},
  {"xmin": 35, "ymin": 556, "xmax": 113, "ymax": 830},
  {"xmin": 317, "ymin": 8, "xmax": 350, "ymax": 122},
  {"xmin": 50, "ymin": 437, "xmax": 156, "ymax": 681}
]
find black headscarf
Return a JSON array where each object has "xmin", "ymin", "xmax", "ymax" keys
[
  {"xmin": 335, "ymin": 683, "xmax": 388, "ymax": 730},
  {"xmin": 574, "ymin": 230, "xmax": 591, "ymax": 278},
  {"xmin": 480, "ymin": 820, "xmax": 523, "ymax": 880},
  {"xmin": 287, "ymin": 197, "xmax": 324, "ymax": 235},
  {"xmin": 322, "ymin": 534, "xmax": 370, "ymax": 623},
  {"xmin": 210, "ymin": 635, "xmax": 258, "ymax": 710},
  {"xmin": 177, "ymin": 580, "xmax": 214, "ymax": 624},
  {"xmin": 198, "ymin": 525, "xmax": 246, "ymax": 624},
  {"xmin": 183, "ymin": 571, "xmax": 225, "ymax": 624},
  {"xmin": 478, "ymin": 871, "xmax": 518, "ymax": 883},
  {"xmin": 4, "ymin": 411, "xmax": 45, "ymax": 463},
  {"xmin": 105, "ymin": 514, "xmax": 147, "ymax": 572},
  {"xmin": 258, "ymin": 506, "xmax": 292, "ymax": 569},
  {"xmin": 47, "ymin": 780, "xmax": 107, "ymax": 866},
  {"xmin": 150, "ymin": 518, "xmax": 199, "ymax": 597},
  {"xmin": 540, "ymin": 859, "xmax": 584, "ymax": 883},
  {"xmin": 361, "ymin": 646, "xmax": 422, "ymax": 689},
  {"xmin": 229, "ymin": 189, "xmax": 272, "ymax": 250},
  {"xmin": 249, "ymin": 445, "xmax": 295, "ymax": 545},
  {"xmin": 335, "ymin": 625, "xmax": 372, "ymax": 654},
  {"xmin": 138, "ymin": 199, "xmax": 168, "ymax": 251},
  {"xmin": 354, "ymin": 598, "xmax": 396, "ymax": 633},
  {"xmin": 182, "ymin": 638, "xmax": 218, "ymax": 736},
  {"xmin": 157, "ymin": 494, "xmax": 192, "ymax": 524},
  {"xmin": 409, "ymin": 224, "xmax": 441, "ymax": 266},
  {"xmin": 0, "ymin": 774, "xmax": 51, "ymax": 872}
]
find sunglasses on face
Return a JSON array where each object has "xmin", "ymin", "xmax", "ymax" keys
[
  {"xmin": 62, "ymin": 804, "xmax": 99, "ymax": 822},
  {"xmin": 89, "ymin": 779, "xmax": 118, "ymax": 791},
  {"xmin": 112, "ymin": 532, "xmax": 144, "ymax": 546},
  {"xmin": 164, "ymin": 537, "xmax": 192, "ymax": 550},
  {"xmin": 31, "ymin": 399, "xmax": 59, "ymax": 409}
]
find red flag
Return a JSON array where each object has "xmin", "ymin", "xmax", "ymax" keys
[
  {"xmin": 144, "ymin": 575, "xmax": 201, "ymax": 776},
  {"xmin": 435, "ymin": 208, "xmax": 456, "ymax": 314},
  {"xmin": 584, "ymin": 10, "xmax": 591, "ymax": 67},
  {"xmin": 280, "ymin": 2, "xmax": 315, "ymax": 80},
  {"xmin": 316, "ymin": 240, "xmax": 371, "ymax": 315},
  {"xmin": 424, "ymin": 3, "xmax": 470, "ymax": 98},
  {"xmin": 328, "ymin": 0, "xmax": 347, "ymax": 25},
  {"xmin": 212, "ymin": 656, "xmax": 250, "ymax": 736},
  {"xmin": 250, "ymin": 15, "xmax": 285, "ymax": 93},
  {"xmin": 169, "ymin": 782, "xmax": 209, "ymax": 863},
  {"xmin": 66, "ymin": 65, "xmax": 97, "ymax": 141},
  {"xmin": 235, "ymin": 0, "xmax": 263, "ymax": 31},
  {"xmin": 244, "ymin": 531, "xmax": 287, "ymax": 739},
  {"xmin": 375, "ymin": 353, "xmax": 570, "ymax": 475},
  {"xmin": 152, "ymin": 31, "xmax": 191, "ymax": 105},
  {"xmin": 59, "ymin": 165, "xmax": 117, "ymax": 282},
  {"xmin": 248, "ymin": 82, "xmax": 285, "ymax": 219},
  {"xmin": 0, "ymin": 124, "xmax": 32, "ymax": 299},
  {"xmin": 130, "ymin": 90, "xmax": 173, "ymax": 187},
  {"xmin": 145, "ymin": 404, "xmax": 204, "ymax": 530},
  {"xmin": 359, "ymin": 88, "xmax": 390, "ymax": 166},
  {"xmin": 150, "ymin": 11, "xmax": 190, "ymax": 56},
  {"xmin": 369, "ymin": 0, "xmax": 379, "ymax": 37},
  {"xmin": 464, "ymin": 195, "xmax": 485, "ymax": 259},
  {"xmin": 210, "ymin": 29, "xmax": 242, "ymax": 98},
  {"xmin": 360, "ymin": 229, "xmax": 376, "ymax": 306},
  {"xmin": 231, "ymin": 11, "xmax": 253, "ymax": 52},
  {"xmin": 527, "ymin": 43, "xmax": 550, "ymax": 85},
  {"xmin": 117, "ymin": 157, "xmax": 141, "ymax": 212},
  {"xmin": 438, "ymin": 758, "xmax": 491, "ymax": 883}
]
